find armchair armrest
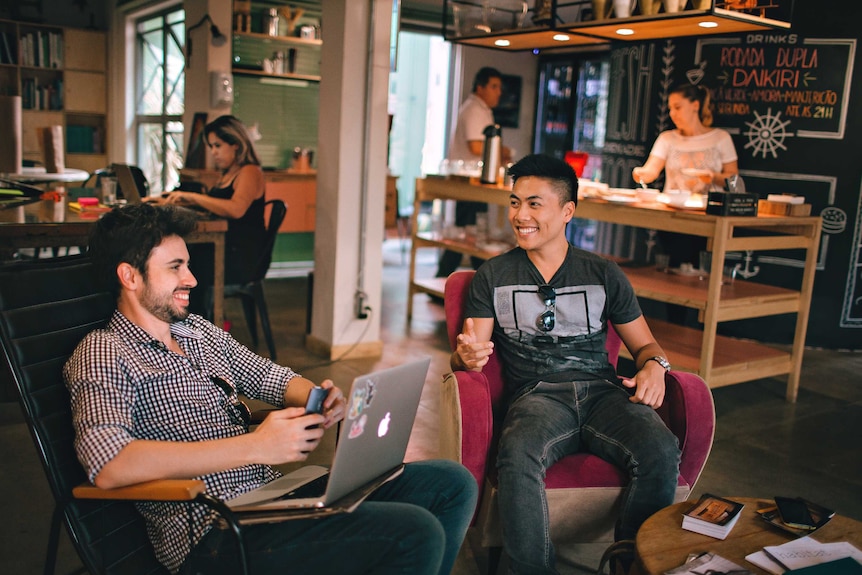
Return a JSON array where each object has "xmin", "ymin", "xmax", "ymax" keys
[
  {"xmin": 73, "ymin": 479, "xmax": 206, "ymax": 501},
  {"xmin": 661, "ymin": 371, "xmax": 715, "ymax": 488},
  {"xmin": 440, "ymin": 370, "xmax": 494, "ymax": 489}
]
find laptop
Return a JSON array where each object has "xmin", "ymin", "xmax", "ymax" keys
[
  {"xmin": 226, "ymin": 357, "xmax": 431, "ymax": 513},
  {"xmin": 112, "ymin": 163, "xmax": 149, "ymax": 204}
]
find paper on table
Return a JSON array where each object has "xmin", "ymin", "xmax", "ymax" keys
[
  {"xmin": 746, "ymin": 537, "xmax": 862, "ymax": 573},
  {"xmin": 665, "ymin": 552, "xmax": 752, "ymax": 574},
  {"xmin": 746, "ymin": 550, "xmax": 786, "ymax": 575}
]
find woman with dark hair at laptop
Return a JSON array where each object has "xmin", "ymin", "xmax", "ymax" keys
[{"xmin": 157, "ymin": 115, "xmax": 266, "ymax": 317}]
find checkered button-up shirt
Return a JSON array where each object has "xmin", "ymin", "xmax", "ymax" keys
[{"xmin": 64, "ymin": 311, "xmax": 299, "ymax": 573}]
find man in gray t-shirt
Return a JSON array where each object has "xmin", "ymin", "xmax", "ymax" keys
[{"xmin": 451, "ymin": 154, "xmax": 681, "ymax": 575}]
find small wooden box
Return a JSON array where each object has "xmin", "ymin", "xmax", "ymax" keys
[{"xmin": 757, "ymin": 200, "xmax": 812, "ymax": 217}]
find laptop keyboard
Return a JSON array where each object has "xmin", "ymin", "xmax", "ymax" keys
[{"xmin": 275, "ymin": 473, "xmax": 330, "ymax": 500}]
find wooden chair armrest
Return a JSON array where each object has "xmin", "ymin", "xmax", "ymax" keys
[{"xmin": 73, "ymin": 479, "xmax": 207, "ymax": 501}]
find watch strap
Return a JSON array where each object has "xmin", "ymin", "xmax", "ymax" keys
[{"xmin": 645, "ymin": 356, "xmax": 671, "ymax": 371}]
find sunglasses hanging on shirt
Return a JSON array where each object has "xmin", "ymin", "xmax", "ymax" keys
[
  {"xmin": 212, "ymin": 376, "xmax": 252, "ymax": 428},
  {"xmin": 536, "ymin": 284, "xmax": 556, "ymax": 332}
]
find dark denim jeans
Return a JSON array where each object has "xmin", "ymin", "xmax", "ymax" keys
[
  {"xmin": 496, "ymin": 379, "xmax": 681, "ymax": 575},
  {"xmin": 181, "ymin": 459, "xmax": 477, "ymax": 575}
]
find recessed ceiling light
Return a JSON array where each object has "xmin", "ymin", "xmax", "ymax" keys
[
  {"xmin": 553, "ymin": 34, "xmax": 570, "ymax": 41},
  {"xmin": 495, "ymin": 39, "xmax": 511, "ymax": 46},
  {"xmin": 698, "ymin": 21, "xmax": 719, "ymax": 28},
  {"xmin": 616, "ymin": 28, "xmax": 635, "ymax": 36}
]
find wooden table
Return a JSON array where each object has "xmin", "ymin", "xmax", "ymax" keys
[
  {"xmin": 0, "ymin": 199, "xmax": 228, "ymax": 325},
  {"xmin": 636, "ymin": 497, "xmax": 862, "ymax": 574}
]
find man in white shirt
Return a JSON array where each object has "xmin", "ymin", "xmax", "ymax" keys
[{"xmin": 437, "ymin": 67, "xmax": 511, "ymax": 279}]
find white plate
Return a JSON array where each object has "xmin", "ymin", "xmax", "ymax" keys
[
  {"xmin": 604, "ymin": 195, "xmax": 638, "ymax": 204},
  {"xmin": 663, "ymin": 193, "xmax": 705, "ymax": 210},
  {"xmin": 607, "ymin": 187, "xmax": 638, "ymax": 197},
  {"xmin": 667, "ymin": 200, "xmax": 706, "ymax": 210}
]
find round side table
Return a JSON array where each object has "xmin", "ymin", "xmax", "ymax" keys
[{"xmin": 636, "ymin": 497, "xmax": 862, "ymax": 575}]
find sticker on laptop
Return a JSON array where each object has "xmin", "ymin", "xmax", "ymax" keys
[
  {"xmin": 348, "ymin": 413, "xmax": 367, "ymax": 439},
  {"xmin": 348, "ymin": 379, "xmax": 376, "ymax": 420}
]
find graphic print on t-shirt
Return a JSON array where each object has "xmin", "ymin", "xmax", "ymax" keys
[{"xmin": 494, "ymin": 283, "xmax": 606, "ymax": 340}]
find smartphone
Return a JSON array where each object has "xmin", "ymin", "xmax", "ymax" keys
[
  {"xmin": 774, "ymin": 496, "xmax": 817, "ymax": 530},
  {"xmin": 304, "ymin": 386, "xmax": 327, "ymax": 415}
]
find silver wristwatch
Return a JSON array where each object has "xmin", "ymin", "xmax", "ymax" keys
[{"xmin": 645, "ymin": 356, "xmax": 671, "ymax": 372}]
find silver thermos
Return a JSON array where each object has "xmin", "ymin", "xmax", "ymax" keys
[{"xmin": 480, "ymin": 124, "xmax": 502, "ymax": 184}]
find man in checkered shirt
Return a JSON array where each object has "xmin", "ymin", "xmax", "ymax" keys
[{"xmin": 64, "ymin": 203, "xmax": 477, "ymax": 575}]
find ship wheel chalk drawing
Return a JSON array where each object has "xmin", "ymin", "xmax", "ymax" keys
[{"xmin": 744, "ymin": 107, "xmax": 794, "ymax": 159}]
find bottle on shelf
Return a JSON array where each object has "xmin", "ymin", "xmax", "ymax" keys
[{"xmin": 264, "ymin": 8, "xmax": 279, "ymax": 36}]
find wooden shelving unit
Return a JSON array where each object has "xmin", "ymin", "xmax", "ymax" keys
[
  {"xmin": 442, "ymin": 0, "xmax": 792, "ymax": 51},
  {"xmin": 410, "ymin": 176, "xmax": 822, "ymax": 402},
  {"xmin": 232, "ymin": 31, "xmax": 321, "ymax": 83},
  {"xmin": 0, "ymin": 20, "xmax": 107, "ymax": 174}
]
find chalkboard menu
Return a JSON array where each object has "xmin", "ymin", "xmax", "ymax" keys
[{"xmin": 698, "ymin": 34, "xmax": 854, "ymax": 146}]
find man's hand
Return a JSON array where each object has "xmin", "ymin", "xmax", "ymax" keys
[
  {"xmin": 318, "ymin": 379, "xmax": 346, "ymax": 429},
  {"xmin": 621, "ymin": 360, "xmax": 666, "ymax": 408},
  {"xmin": 250, "ymin": 407, "xmax": 325, "ymax": 463},
  {"xmin": 453, "ymin": 318, "xmax": 494, "ymax": 371}
]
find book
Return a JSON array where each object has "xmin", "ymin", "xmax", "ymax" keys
[
  {"xmin": 786, "ymin": 557, "xmax": 862, "ymax": 574},
  {"xmin": 665, "ymin": 551, "xmax": 753, "ymax": 574},
  {"xmin": 681, "ymin": 493, "xmax": 744, "ymax": 540},
  {"xmin": 757, "ymin": 498, "xmax": 835, "ymax": 537}
]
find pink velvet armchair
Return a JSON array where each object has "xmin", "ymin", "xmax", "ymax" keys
[{"xmin": 439, "ymin": 270, "xmax": 716, "ymax": 570}]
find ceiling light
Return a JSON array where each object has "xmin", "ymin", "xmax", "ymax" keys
[
  {"xmin": 553, "ymin": 34, "xmax": 570, "ymax": 41},
  {"xmin": 698, "ymin": 21, "xmax": 719, "ymax": 28},
  {"xmin": 616, "ymin": 28, "xmax": 635, "ymax": 36},
  {"xmin": 494, "ymin": 39, "xmax": 511, "ymax": 47}
]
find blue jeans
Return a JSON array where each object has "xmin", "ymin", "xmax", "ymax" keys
[
  {"xmin": 181, "ymin": 460, "xmax": 477, "ymax": 575},
  {"xmin": 496, "ymin": 380, "xmax": 681, "ymax": 575}
]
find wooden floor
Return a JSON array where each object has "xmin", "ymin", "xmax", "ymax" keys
[{"xmin": 1, "ymin": 238, "xmax": 861, "ymax": 574}]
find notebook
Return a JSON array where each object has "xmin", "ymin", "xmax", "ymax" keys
[
  {"xmin": 0, "ymin": 178, "xmax": 43, "ymax": 210},
  {"xmin": 226, "ymin": 357, "xmax": 431, "ymax": 512}
]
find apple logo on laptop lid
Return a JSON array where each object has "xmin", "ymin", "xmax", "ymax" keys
[{"xmin": 377, "ymin": 412, "xmax": 391, "ymax": 438}]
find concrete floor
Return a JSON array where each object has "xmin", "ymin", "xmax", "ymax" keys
[{"xmin": 1, "ymin": 238, "xmax": 861, "ymax": 574}]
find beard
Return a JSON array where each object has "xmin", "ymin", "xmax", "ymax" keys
[{"xmin": 141, "ymin": 284, "xmax": 190, "ymax": 323}]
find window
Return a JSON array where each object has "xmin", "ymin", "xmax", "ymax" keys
[
  {"xmin": 135, "ymin": 8, "xmax": 185, "ymax": 194},
  {"xmin": 387, "ymin": 31, "xmax": 451, "ymax": 214}
]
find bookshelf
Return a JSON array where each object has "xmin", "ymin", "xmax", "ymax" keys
[{"xmin": 0, "ymin": 20, "xmax": 107, "ymax": 174}]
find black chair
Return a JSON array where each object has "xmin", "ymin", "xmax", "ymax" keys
[
  {"xmin": 224, "ymin": 199, "xmax": 287, "ymax": 361},
  {"xmin": 0, "ymin": 255, "xmax": 248, "ymax": 575}
]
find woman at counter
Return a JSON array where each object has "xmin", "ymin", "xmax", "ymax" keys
[
  {"xmin": 633, "ymin": 84, "xmax": 740, "ymax": 325},
  {"xmin": 157, "ymin": 115, "xmax": 267, "ymax": 317},
  {"xmin": 632, "ymin": 83, "xmax": 738, "ymax": 194}
]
